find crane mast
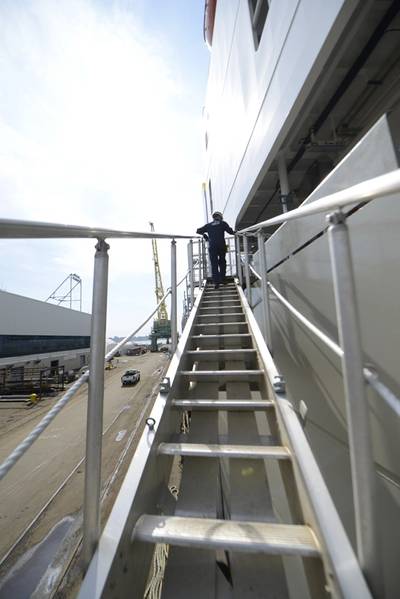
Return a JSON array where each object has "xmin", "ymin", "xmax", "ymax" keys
[
  {"xmin": 149, "ymin": 222, "xmax": 169, "ymax": 321},
  {"xmin": 149, "ymin": 222, "xmax": 171, "ymax": 351}
]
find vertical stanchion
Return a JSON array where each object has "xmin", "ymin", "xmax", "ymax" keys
[
  {"xmin": 235, "ymin": 236, "xmax": 243, "ymax": 286},
  {"xmin": 243, "ymin": 235, "xmax": 252, "ymax": 306},
  {"xmin": 188, "ymin": 240, "xmax": 194, "ymax": 309},
  {"xmin": 171, "ymin": 239, "xmax": 178, "ymax": 353},
  {"xmin": 82, "ymin": 239, "xmax": 110, "ymax": 568},
  {"xmin": 201, "ymin": 239, "xmax": 207, "ymax": 280},
  {"xmin": 327, "ymin": 211, "xmax": 380, "ymax": 596},
  {"xmin": 278, "ymin": 151, "xmax": 290, "ymax": 213},
  {"xmin": 257, "ymin": 231, "xmax": 272, "ymax": 351},
  {"xmin": 228, "ymin": 238, "xmax": 233, "ymax": 277},
  {"xmin": 197, "ymin": 239, "xmax": 202, "ymax": 286}
]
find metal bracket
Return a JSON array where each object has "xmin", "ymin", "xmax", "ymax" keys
[
  {"xmin": 160, "ymin": 377, "xmax": 171, "ymax": 394},
  {"xmin": 326, "ymin": 209, "xmax": 345, "ymax": 226},
  {"xmin": 299, "ymin": 400, "xmax": 308, "ymax": 424},
  {"xmin": 273, "ymin": 375, "xmax": 286, "ymax": 394},
  {"xmin": 146, "ymin": 417, "xmax": 156, "ymax": 430}
]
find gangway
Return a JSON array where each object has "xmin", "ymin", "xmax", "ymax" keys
[
  {"xmin": 2, "ymin": 169, "xmax": 400, "ymax": 597},
  {"xmin": 78, "ymin": 282, "xmax": 371, "ymax": 598}
]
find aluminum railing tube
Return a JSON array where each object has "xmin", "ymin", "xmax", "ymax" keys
[
  {"xmin": 235, "ymin": 236, "xmax": 243, "ymax": 286},
  {"xmin": 197, "ymin": 239, "xmax": 202, "ymax": 286},
  {"xmin": 171, "ymin": 240, "xmax": 178, "ymax": 353},
  {"xmin": 243, "ymin": 236, "xmax": 252, "ymax": 305},
  {"xmin": 82, "ymin": 239, "xmax": 110, "ymax": 569},
  {"xmin": 201, "ymin": 239, "xmax": 207, "ymax": 280},
  {"xmin": 257, "ymin": 232, "xmax": 272, "ymax": 352},
  {"xmin": 188, "ymin": 240, "xmax": 195, "ymax": 308},
  {"xmin": 238, "ymin": 167, "xmax": 400, "ymax": 234},
  {"xmin": 327, "ymin": 211, "xmax": 381, "ymax": 596},
  {"xmin": 228, "ymin": 238, "xmax": 233, "ymax": 276}
]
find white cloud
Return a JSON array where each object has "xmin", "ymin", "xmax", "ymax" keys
[{"xmin": 0, "ymin": 0, "xmax": 205, "ymax": 334}]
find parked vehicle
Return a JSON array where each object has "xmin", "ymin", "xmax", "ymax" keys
[{"xmin": 121, "ymin": 369, "xmax": 141, "ymax": 386}]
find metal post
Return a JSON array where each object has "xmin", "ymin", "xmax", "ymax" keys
[
  {"xmin": 188, "ymin": 240, "xmax": 195, "ymax": 309},
  {"xmin": 235, "ymin": 236, "xmax": 243, "ymax": 286},
  {"xmin": 243, "ymin": 235, "xmax": 252, "ymax": 306},
  {"xmin": 327, "ymin": 211, "xmax": 380, "ymax": 595},
  {"xmin": 278, "ymin": 152, "xmax": 290, "ymax": 213},
  {"xmin": 201, "ymin": 239, "xmax": 207, "ymax": 280},
  {"xmin": 197, "ymin": 239, "xmax": 202, "ymax": 287},
  {"xmin": 171, "ymin": 240, "xmax": 178, "ymax": 353},
  {"xmin": 257, "ymin": 231, "xmax": 272, "ymax": 351},
  {"xmin": 82, "ymin": 239, "xmax": 110, "ymax": 568},
  {"xmin": 228, "ymin": 238, "xmax": 233, "ymax": 277}
]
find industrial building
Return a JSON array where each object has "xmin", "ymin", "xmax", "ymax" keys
[{"xmin": 0, "ymin": 290, "xmax": 91, "ymax": 394}]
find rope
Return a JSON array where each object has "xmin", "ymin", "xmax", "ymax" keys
[{"xmin": 0, "ymin": 267, "xmax": 193, "ymax": 482}]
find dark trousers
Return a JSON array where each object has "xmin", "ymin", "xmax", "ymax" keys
[{"xmin": 209, "ymin": 245, "xmax": 226, "ymax": 284}]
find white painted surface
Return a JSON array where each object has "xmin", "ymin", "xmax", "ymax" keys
[
  {"xmin": 0, "ymin": 290, "xmax": 91, "ymax": 336},
  {"xmin": 204, "ymin": 0, "xmax": 360, "ymax": 225}
]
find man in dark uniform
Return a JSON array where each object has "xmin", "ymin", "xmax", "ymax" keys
[{"xmin": 196, "ymin": 211, "xmax": 235, "ymax": 289}]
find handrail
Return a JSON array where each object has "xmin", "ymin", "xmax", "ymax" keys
[
  {"xmin": 238, "ymin": 198, "xmax": 396, "ymax": 591},
  {"xmin": 0, "ymin": 217, "xmax": 199, "ymax": 239},
  {"xmin": 236, "ymin": 283, "xmax": 373, "ymax": 599},
  {"xmin": 238, "ymin": 168, "xmax": 400, "ymax": 233},
  {"xmin": 0, "ymin": 268, "xmax": 192, "ymax": 483},
  {"xmin": 248, "ymin": 263, "xmax": 400, "ymax": 417},
  {"xmin": 249, "ymin": 263, "xmax": 261, "ymax": 281}
]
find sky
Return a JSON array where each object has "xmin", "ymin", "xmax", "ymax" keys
[{"xmin": 0, "ymin": 0, "xmax": 210, "ymax": 336}]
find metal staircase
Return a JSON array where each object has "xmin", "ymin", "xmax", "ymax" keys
[{"xmin": 78, "ymin": 279, "xmax": 371, "ymax": 599}]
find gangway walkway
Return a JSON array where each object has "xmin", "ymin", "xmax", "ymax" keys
[
  {"xmin": 78, "ymin": 279, "xmax": 371, "ymax": 599},
  {"xmin": 3, "ymin": 168, "xmax": 400, "ymax": 597}
]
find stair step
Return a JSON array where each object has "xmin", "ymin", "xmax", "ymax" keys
[
  {"xmin": 190, "ymin": 334, "xmax": 253, "ymax": 348},
  {"xmin": 186, "ymin": 349, "xmax": 256, "ymax": 360},
  {"xmin": 204, "ymin": 292, "xmax": 238, "ymax": 297},
  {"xmin": 195, "ymin": 322, "xmax": 247, "ymax": 327},
  {"xmin": 202, "ymin": 300, "xmax": 241, "ymax": 305},
  {"xmin": 194, "ymin": 323, "xmax": 248, "ymax": 332},
  {"xmin": 199, "ymin": 306, "xmax": 243, "ymax": 312},
  {"xmin": 133, "ymin": 515, "xmax": 320, "ymax": 558},
  {"xmin": 172, "ymin": 399, "xmax": 273, "ymax": 410},
  {"xmin": 158, "ymin": 443, "xmax": 289, "ymax": 459},
  {"xmin": 196, "ymin": 313, "xmax": 245, "ymax": 319},
  {"xmin": 191, "ymin": 334, "xmax": 251, "ymax": 340},
  {"xmin": 205, "ymin": 288, "xmax": 237, "ymax": 292},
  {"xmin": 179, "ymin": 369, "xmax": 263, "ymax": 381}
]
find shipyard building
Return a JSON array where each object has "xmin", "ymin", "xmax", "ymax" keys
[{"xmin": 0, "ymin": 290, "xmax": 91, "ymax": 394}]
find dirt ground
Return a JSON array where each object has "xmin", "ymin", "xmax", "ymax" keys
[{"xmin": 0, "ymin": 352, "xmax": 167, "ymax": 566}]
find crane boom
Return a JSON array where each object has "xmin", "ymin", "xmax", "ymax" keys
[{"xmin": 149, "ymin": 222, "xmax": 169, "ymax": 321}]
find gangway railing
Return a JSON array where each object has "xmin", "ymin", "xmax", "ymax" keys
[
  {"xmin": 77, "ymin": 256, "xmax": 371, "ymax": 598},
  {"xmin": 2, "ymin": 163, "xmax": 398, "ymax": 596},
  {"xmin": 0, "ymin": 217, "xmax": 199, "ymax": 568},
  {"xmin": 235, "ymin": 168, "xmax": 400, "ymax": 597}
]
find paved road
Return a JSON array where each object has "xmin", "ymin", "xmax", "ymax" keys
[{"xmin": 0, "ymin": 352, "xmax": 166, "ymax": 560}]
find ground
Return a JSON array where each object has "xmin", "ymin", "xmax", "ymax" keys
[{"xmin": 0, "ymin": 352, "xmax": 167, "ymax": 596}]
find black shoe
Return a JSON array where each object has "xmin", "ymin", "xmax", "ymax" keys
[{"xmin": 214, "ymin": 283, "xmax": 220, "ymax": 289}]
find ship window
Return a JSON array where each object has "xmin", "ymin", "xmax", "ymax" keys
[{"xmin": 248, "ymin": 0, "xmax": 269, "ymax": 48}]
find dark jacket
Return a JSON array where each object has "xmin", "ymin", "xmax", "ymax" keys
[{"xmin": 196, "ymin": 220, "xmax": 235, "ymax": 249}]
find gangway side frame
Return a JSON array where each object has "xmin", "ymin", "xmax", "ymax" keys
[
  {"xmin": 78, "ymin": 279, "xmax": 371, "ymax": 599},
  {"xmin": 77, "ymin": 284, "xmax": 206, "ymax": 599},
  {"xmin": 235, "ymin": 284, "xmax": 372, "ymax": 599}
]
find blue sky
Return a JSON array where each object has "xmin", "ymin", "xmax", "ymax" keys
[{"xmin": 0, "ymin": 0, "xmax": 210, "ymax": 335}]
